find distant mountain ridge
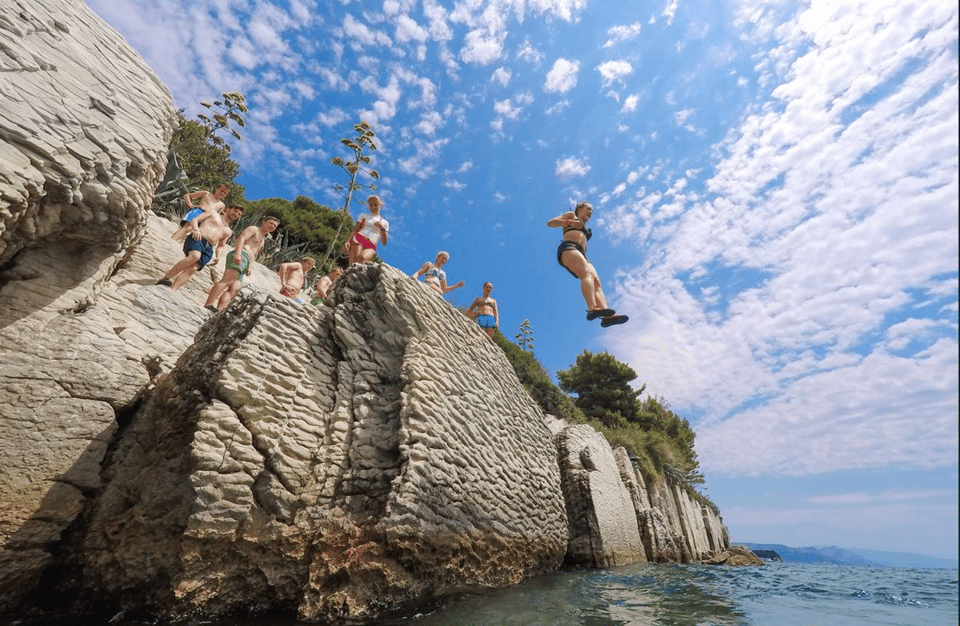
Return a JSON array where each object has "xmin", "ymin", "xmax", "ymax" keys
[
  {"xmin": 740, "ymin": 543, "xmax": 959, "ymax": 569},
  {"xmin": 742, "ymin": 543, "xmax": 879, "ymax": 566}
]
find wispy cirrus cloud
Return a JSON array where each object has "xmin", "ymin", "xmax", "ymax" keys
[{"xmin": 603, "ymin": 22, "xmax": 642, "ymax": 48}]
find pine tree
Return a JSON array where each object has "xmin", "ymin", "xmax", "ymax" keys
[{"xmin": 557, "ymin": 350, "xmax": 646, "ymax": 428}]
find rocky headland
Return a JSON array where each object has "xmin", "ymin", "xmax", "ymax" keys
[{"xmin": 0, "ymin": 0, "xmax": 756, "ymax": 623}]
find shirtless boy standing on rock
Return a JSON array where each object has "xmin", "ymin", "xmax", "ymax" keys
[
  {"xmin": 157, "ymin": 203, "xmax": 243, "ymax": 290},
  {"xmin": 204, "ymin": 216, "xmax": 280, "ymax": 311}
]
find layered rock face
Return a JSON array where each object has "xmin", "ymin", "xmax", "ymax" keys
[
  {"xmin": 75, "ymin": 263, "xmax": 568, "ymax": 620},
  {"xmin": 0, "ymin": 0, "xmax": 176, "ymax": 609},
  {"xmin": 555, "ymin": 423, "xmax": 728, "ymax": 568},
  {"xmin": 0, "ymin": 0, "xmax": 176, "ymax": 266}
]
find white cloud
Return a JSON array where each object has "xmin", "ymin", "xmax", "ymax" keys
[
  {"xmin": 524, "ymin": 0, "xmax": 588, "ymax": 22},
  {"xmin": 228, "ymin": 39, "xmax": 259, "ymax": 70},
  {"xmin": 884, "ymin": 317, "xmax": 954, "ymax": 351},
  {"xmin": 516, "ymin": 39, "xmax": 543, "ymax": 65},
  {"xmin": 673, "ymin": 108, "xmax": 693, "ymax": 125},
  {"xmin": 622, "ymin": 94, "xmax": 639, "ymax": 113},
  {"xmin": 395, "ymin": 14, "xmax": 428, "ymax": 43},
  {"xmin": 694, "ymin": 339, "xmax": 958, "ymax": 476},
  {"xmin": 491, "ymin": 67, "xmax": 512, "ymax": 87},
  {"xmin": 807, "ymin": 489, "xmax": 954, "ymax": 505},
  {"xmin": 415, "ymin": 110, "xmax": 443, "ymax": 135},
  {"xmin": 555, "ymin": 156, "xmax": 591, "ymax": 180},
  {"xmin": 396, "ymin": 137, "xmax": 450, "ymax": 179},
  {"xmin": 493, "ymin": 99, "xmax": 522, "ymax": 120},
  {"xmin": 357, "ymin": 75, "xmax": 403, "ymax": 126},
  {"xmin": 602, "ymin": 0, "xmax": 959, "ymax": 479},
  {"xmin": 662, "ymin": 0, "xmax": 680, "ymax": 26},
  {"xmin": 596, "ymin": 60, "xmax": 634, "ymax": 86},
  {"xmin": 460, "ymin": 29, "xmax": 502, "ymax": 64},
  {"xmin": 422, "ymin": 0, "xmax": 453, "ymax": 41},
  {"xmin": 315, "ymin": 108, "xmax": 350, "ymax": 127},
  {"xmin": 545, "ymin": 99, "xmax": 571, "ymax": 115},
  {"xmin": 343, "ymin": 14, "xmax": 392, "ymax": 49},
  {"xmin": 603, "ymin": 22, "xmax": 643, "ymax": 48},
  {"xmin": 544, "ymin": 58, "xmax": 580, "ymax": 93}
]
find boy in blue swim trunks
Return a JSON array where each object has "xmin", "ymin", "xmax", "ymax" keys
[
  {"xmin": 171, "ymin": 185, "xmax": 230, "ymax": 242},
  {"xmin": 157, "ymin": 204, "xmax": 243, "ymax": 290}
]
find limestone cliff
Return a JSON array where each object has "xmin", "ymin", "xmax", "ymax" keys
[
  {"xmin": 71, "ymin": 261, "xmax": 569, "ymax": 621},
  {"xmin": 0, "ymin": 0, "xmax": 743, "ymax": 623}
]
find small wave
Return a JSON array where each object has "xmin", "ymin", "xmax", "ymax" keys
[
  {"xmin": 787, "ymin": 583, "xmax": 831, "ymax": 595},
  {"xmin": 876, "ymin": 593, "xmax": 931, "ymax": 608}
]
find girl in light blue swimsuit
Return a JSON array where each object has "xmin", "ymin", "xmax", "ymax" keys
[{"xmin": 413, "ymin": 251, "xmax": 465, "ymax": 297}]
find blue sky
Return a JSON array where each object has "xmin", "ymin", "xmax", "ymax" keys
[{"xmin": 85, "ymin": 0, "xmax": 958, "ymax": 560}]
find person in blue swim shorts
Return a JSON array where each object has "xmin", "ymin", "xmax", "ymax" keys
[
  {"xmin": 157, "ymin": 203, "xmax": 242, "ymax": 290},
  {"xmin": 467, "ymin": 281, "xmax": 499, "ymax": 339},
  {"xmin": 171, "ymin": 185, "xmax": 230, "ymax": 242}
]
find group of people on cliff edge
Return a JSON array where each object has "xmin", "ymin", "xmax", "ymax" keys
[{"xmin": 157, "ymin": 187, "xmax": 626, "ymax": 332}]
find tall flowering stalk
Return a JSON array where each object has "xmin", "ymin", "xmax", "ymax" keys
[
  {"xmin": 331, "ymin": 121, "xmax": 380, "ymax": 213},
  {"xmin": 317, "ymin": 121, "xmax": 381, "ymax": 268}
]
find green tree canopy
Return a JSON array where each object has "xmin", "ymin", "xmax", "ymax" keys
[
  {"xmin": 170, "ymin": 112, "xmax": 245, "ymax": 200},
  {"xmin": 557, "ymin": 350, "xmax": 646, "ymax": 428},
  {"xmin": 244, "ymin": 196, "xmax": 353, "ymax": 271}
]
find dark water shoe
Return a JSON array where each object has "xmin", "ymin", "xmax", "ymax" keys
[
  {"xmin": 587, "ymin": 308, "xmax": 616, "ymax": 321},
  {"xmin": 600, "ymin": 314, "xmax": 629, "ymax": 327}
]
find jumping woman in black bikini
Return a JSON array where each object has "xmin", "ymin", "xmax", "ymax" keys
[{"xmin": 547, "ymin": 201, "xmax": 628, "ymax": 327}]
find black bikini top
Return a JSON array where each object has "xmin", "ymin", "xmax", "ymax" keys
[{"xmin": 563, "ymin": 224, "xmax": 592, "ymax": 240}]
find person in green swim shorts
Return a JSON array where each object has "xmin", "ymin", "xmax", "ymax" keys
[
  {"xmin": 310, "ymin": 267, "xmax": 343, "ymax": 305},
  {"xmin": 204, "ymin": 216, "xmax": 280, "ymax": 311},
  {"xmin": 225, "ymin": 248, "xmax": 251, "ymax": 278}
]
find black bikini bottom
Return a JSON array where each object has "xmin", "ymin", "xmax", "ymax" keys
[{"xmin": 557, "ymin": 241, "xmax": 586, "ymax": 278}]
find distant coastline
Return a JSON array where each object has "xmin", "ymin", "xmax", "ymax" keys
[{"xmin": 740, "ymin": 543, "xmax": 959, "ymax": 569}]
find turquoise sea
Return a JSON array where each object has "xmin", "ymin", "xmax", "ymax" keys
[
  {"xmin": 12, "ymin": 562, "xmax": 958, "ymax": 626},
  {"xmin": 377, "ymin": 562, "xmax": 958, "ymax": 626}
]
